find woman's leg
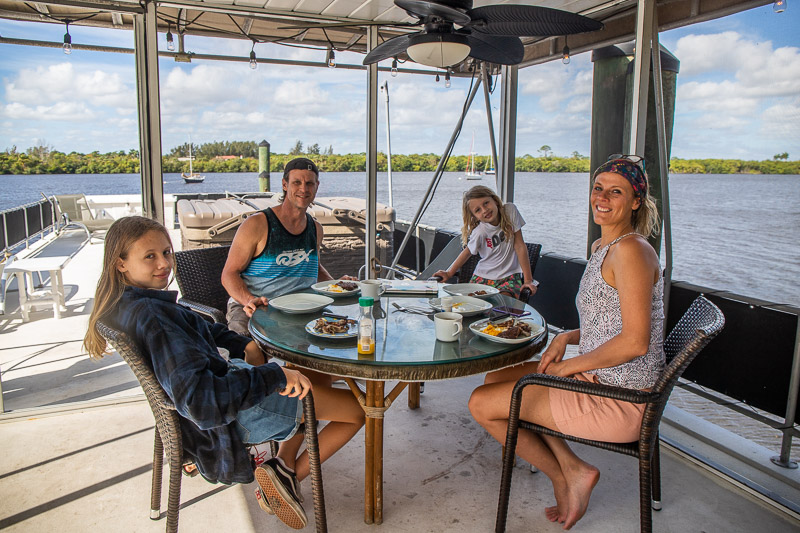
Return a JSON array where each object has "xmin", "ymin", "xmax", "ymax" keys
[
  {"xmin": 277, "ymin": 370, "xmax": 365, "ymax": 481},
  {"xmin": 469, "ymin": 381, "xmax": 599, "ymax": 530}
]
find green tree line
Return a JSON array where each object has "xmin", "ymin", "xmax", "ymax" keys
[{"xmin": 2, "ymin": 144, "xmax": 799, "ymax": 175}]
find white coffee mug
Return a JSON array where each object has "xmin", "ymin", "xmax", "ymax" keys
[
  {"xmin": 434, "ymin": 312, "xmax": 462, "ymax": 342},
  {"xmin": 440, "ymin": 296, "xmax": 455, "ymax": 312},
  {"xmin": 360, "ymin": 280, "xmax": 383, "ymax": 299}
]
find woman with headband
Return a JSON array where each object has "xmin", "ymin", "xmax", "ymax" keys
[{"xmin": 469, "ymin": 155, "xmax": 664, "ymax": 530}]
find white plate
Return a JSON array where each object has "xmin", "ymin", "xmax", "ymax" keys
[
  {"xmin": 311, "ymin": 280, "xmax": 361, "ymax": 298},
  {"xmin": 469, "ymin": 317, "xmax": 544, "ymax": 344},
  {"xmin": 269, "ymin": 293, "xmax": 334, "ymax": 314},
  {"xmin": 442, "ymin": 283, "xmax": 500, "ymax": 299},
  {"xmin": 305, "ymin": 317, "xmax": 358, "ymax": 339},
  {"xmin": 428, "ymin": 295, "xmax": 493, "ymax": 316}
]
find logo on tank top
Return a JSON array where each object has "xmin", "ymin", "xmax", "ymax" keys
[{"xmin": 275, "ymin": 249, "xmax": 313, "ymax": 266}]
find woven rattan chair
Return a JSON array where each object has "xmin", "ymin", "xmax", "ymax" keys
[
  {"xmin": 98, "ymin": 321, "xmax": 328, "ymax": 533},
  {"xmin": 495, "ymin": 295, "xmax": 725, "ymax": 533},
  {"xmin": 457, "ymin": 242, "xmax": 542, "ymax": 304},
  {"xmin": 174, "ymin": 245, "xmax": 231, "ymax": 323}
]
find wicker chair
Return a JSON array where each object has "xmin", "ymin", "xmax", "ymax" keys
[
  {"xmin": 174, "ymin": 245, "xmax": 231, "ymax": 324},
  {"xmin": 495, "ymin": 295, "xmax": 725, "ymax": 533},
  {"xmin": 457, "ymin": 242, "xmax": 542, "ymax": 304},
  {"xmin": 98, "ymin": 321, "xmax": 328, "ymax": 533}
]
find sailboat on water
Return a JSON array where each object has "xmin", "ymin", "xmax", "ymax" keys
[
  {"xmin": 484, "ymin": 156, "xmax": 495, "ymax": 176},
  {"xmin": 464, "ymin": 133, "xmax": 482, "ymax": 180},
  {"xmin": 182, "ymin": 138, "xmax": 205, "ymax": 183}
]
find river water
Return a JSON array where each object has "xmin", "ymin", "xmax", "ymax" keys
[{"xmin": 2, "ymin": 171, "xmax": 798, "ymax": 306}]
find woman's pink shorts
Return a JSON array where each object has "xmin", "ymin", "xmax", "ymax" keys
[{"xmin": 548, "ymin": 372, "xmax": 645, "ymax": 443}]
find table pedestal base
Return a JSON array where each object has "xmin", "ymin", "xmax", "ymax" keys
[{"xmin": 345, "ymin": 379, "xmax": 409, "ymax": 525}]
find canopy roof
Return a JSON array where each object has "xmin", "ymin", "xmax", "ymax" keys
[{"xmin": 0, "ymin": 0, "xmax": 770, "ymax": 69}]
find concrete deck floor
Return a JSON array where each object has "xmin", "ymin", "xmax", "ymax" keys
[{"xmin": 1, "ymin": 231, "xmax": 799, "ymax": 532}]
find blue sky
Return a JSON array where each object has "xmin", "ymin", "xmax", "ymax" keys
[{"xmin": 1, "ymin": 4, "xmax": 798, "ymax": 160}]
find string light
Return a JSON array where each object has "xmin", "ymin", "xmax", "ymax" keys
[
  {"xmin": 63, "ymin": 22, "xmax": 72, "ymax": 55},
  {"xmin": 249, "ymin": 41, "xmax": 257, "ymax": 69},
  {"xmin": 445, "ymin": 70, "xmax": 451, "ymax": 88},
  {"xmin": 326, "ymin": 47, "xmax": 336, "ymax": 68},
  {"xmin": 391, "ymin": 58, "xmax": 398, "ymax": 77},
  {"xmin": 166, "ymin": 23, "xmax": 175, "ymax": 52},
  {"xmin": 562, "ymin": 36, "xmax": 570, "ymax": 65},
  {"xmin": 435, "ymin": 73, "xmax": 440, "ymax": 83},
  {"xmin": 773, "ymin": 0, "xmax": 786, "ymax": 12}
]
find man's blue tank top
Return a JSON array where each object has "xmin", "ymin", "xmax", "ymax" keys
[{"xmin": 241, "ymin": 208, "xmax": 319, "ymax": 298}]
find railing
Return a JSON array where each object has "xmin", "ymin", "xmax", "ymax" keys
[
  {"xmin": 532, "ymin": 251, "xmax": 800, "ymax": 468},
  {"xmin": 1, "ymin": 197, "xmax": 57, "ymax": 260}
]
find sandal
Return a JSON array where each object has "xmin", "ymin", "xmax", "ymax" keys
[{"xmin": 182, "ymin": 462, "xmax": 199, "ymax": 477}]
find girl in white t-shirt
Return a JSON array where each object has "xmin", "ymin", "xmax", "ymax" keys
[{"xmin": 433, "ymin": 185, "xmax": 538, "ymax": 298}]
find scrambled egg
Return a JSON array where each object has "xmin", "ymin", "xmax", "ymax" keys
[
  {"xmin": 481, "ymin": 324, "xmax": 505, "ymax": 336},
  {"xmin": 326, "ymin": 284, "xmax": 345, "ymax": 293}
]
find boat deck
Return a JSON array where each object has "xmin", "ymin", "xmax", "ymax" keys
[{"xmin": 1, "ymin": 230, "xmax": 799, "ymax": 532}]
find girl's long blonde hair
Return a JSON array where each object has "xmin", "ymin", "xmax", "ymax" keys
[
  {"xmin": 460, "ymin": 186, "xmax": 515, "ymax": 247},
  {"xmin": 84, "ymin": 216, "xmax": 172, "ymax": 360}
]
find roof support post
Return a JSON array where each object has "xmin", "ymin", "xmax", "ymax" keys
[
  {"xmin": 497, "ymin": 65, "xmax": 518, "ymax": 202},
  {"xmin": 650, "ymin": 7, "xmax": 674, "ymax": 322},
  {"xmin": 133, "ymin": 1, "xmax": 164, "ymax": 224},
  {"xmin": 627, "ymin": 0, "xmax": 654, "ymax": 155},
  {"xmin": 365, "ymin": 26, "xmax": 379, "ymax": 279}
]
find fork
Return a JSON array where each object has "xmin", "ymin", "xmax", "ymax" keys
[{"xmin": 392, "ymin": 302, "xmax": 434, "ymax": 315}]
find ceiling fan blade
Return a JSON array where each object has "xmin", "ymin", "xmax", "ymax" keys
[
  {"xmin": 396, "ymin": 0, "xmax": 471, "ymax": 25},
  {"xmin": 465, "ymin": 33, "xmax": 523, "ymax": 65},
  {"xmin": 467, "ymin": 5, "xmax": 603, "ymax": 36},
  {"xmin": 363, "ymin": 34, "xmax": 413, "ymax": 64}
]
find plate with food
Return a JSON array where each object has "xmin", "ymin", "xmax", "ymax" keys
[
  {"xmin": 305, "ymin": 316, "xmax": 358, "ymax": 339},
  {"xmin": 311, "ymin": 280, "xmax": 361, "ymax": 297},
  {"xmin": 269, "ymin": 293, "xmax": 334, "ymax": 314},
  {"xmin": 428, "ymin": 295, "xmax": 492, "ymax": 316},
  {"xmin": 469, "ymin": 317, "xmax": 544, "ymax": 344},
  {"xmin": 442, "ymin": 283, "xmax": 500, "ymax": 299}
]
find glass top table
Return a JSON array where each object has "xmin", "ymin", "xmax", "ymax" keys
[
  {"xmin": 249, "ymin": 291, "xmax": 548, "ymax": 382},
  {"xmin": 249, "ymin": 288, "xmax": 548, "ymax": 525}
]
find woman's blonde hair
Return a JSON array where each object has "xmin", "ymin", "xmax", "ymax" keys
[
  {"xmin": 84, "ymin": 216, "xmax": 172, "ymax": 360},
  {"xmin": 460, "ymin": 186, "xmax": 515, "ymax": 247}
]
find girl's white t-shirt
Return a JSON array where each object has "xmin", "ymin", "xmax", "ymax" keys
[{"xmin": 467, "ymin": 203, "xmax": 525, "ymax": 280}]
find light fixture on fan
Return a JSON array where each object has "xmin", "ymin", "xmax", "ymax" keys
[{"xmin": 406, "ymin": 33, "xmax": 470, "ymax": 68}]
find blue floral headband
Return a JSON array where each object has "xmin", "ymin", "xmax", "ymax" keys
[{"xmin": 593, "ymin": 156, "xmax": 648, "ymax": 198}]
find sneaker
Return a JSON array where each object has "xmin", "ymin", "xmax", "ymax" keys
[
  {"xmin": 272, "ymin": 457, "xmax": 304, "ymax": 504},
  {"xmin": 254, "ymin": 487, "xmax": 275, "ymax": 515},
  {"xmin": 255, "ymin": 459, "xmax": 308, "ymax": 529}
]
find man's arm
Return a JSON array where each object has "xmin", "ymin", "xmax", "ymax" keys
[
  {"xmin": 221, "ymin": 214, "xmax": 269, "ymax": 307},
  {"xmin": 314, "ymin": 220, "xmax": 334, "ymax": 281}
]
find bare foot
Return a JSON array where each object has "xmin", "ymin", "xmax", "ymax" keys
[
  {"xmin": 545, "ymin": 479, "xmax": 569, "ymax": 523},
  {"xmin": 562, "ymin": 464, "xmax": 600, "ymax": 530}
]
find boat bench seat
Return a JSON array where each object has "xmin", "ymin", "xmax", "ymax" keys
[{"xmin": 2, "ymin": 226, "xmax": 90, "ymax": 322}]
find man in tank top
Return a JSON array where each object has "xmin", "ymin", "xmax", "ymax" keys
[{"xmin": 223, "ymin": 157, "xmax": 346, "ymax": 336}]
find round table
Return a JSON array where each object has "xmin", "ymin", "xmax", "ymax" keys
[{"xmin": 249, "ymin": 289, "xmax": 548, "ymax": 525}]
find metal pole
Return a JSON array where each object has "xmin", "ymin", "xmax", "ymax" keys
[
  {"xmin": 497, "ymin": 65, "xmax": 518, "ymax": 202},
  {"xmin": 381, "ymin": 81, "xmax": 394, "ymax": 207},
  {"xmin": 480, "ymin": 63, "xmax": 499, "ymax": 188},
  {"xmin": 650, "ymin": 9, "xmax": 673, "ymax": 325},
  {"xmin": 365, "ymin": 27, "xmax": 379, "ymax": 280},
  {"xmin": 628, "ymin": 0, "xmax": 654, "ymax": 156},
  {"xmin": 772, "ymin": 317, "xmax": 800, "ymax": 469},
  {"xmin": 390, "ymin": 78, "xmax": 483, "ymax": 271},
  {"xmin": 258, "ymin": 140, "xmax": 271, "ymax": 192},
  {"xmin": 133, "ymin": 1, "xmax": 165, "ymax": 224}
]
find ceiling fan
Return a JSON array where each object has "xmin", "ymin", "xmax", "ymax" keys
[{"xmin": 361, "ymin": 0, "xmax": 604, "ymax": 68}]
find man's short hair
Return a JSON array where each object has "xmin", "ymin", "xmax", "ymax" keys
[{"xmin": 283, "ymin": 157, "xmax": 319, "ymax": 180}]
